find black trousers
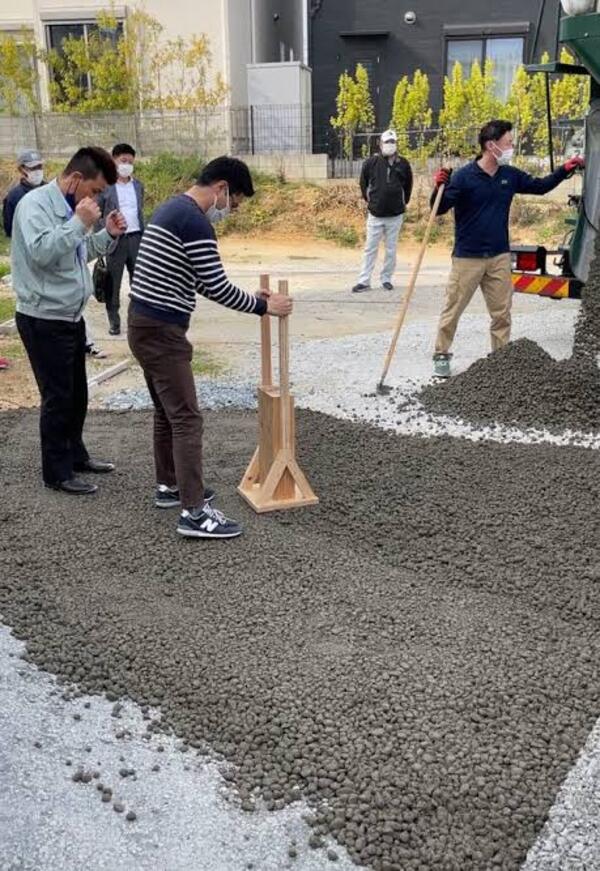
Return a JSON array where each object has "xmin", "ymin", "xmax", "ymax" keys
[
  {"xmin": 106, "ymin": 232, "xmax": 141, "ymax": 331},
  {"xmin": 16, "ymin": 312, "xmax": 89, "ymax": 485}
]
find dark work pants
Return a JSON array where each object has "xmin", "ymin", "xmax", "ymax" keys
[
  {"xmin": 106, "ymin": 232, "xmax": 141, "ymax": 331},
  {"xmin": 127, "ymin": 305, "xmax": 204, "ymax": 510},
  {"xmin": 16, "ymin": 312, "xmax": 89, "ymax": 485}
]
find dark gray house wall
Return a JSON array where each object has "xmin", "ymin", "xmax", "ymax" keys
[{"xmin": 309, "ymin": 0, "xmax": 562, "ymax": 151}]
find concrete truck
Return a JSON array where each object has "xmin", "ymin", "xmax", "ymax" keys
[{"xmin": 511, "ymin": 0, "xmax": 600, "ymax": 299}]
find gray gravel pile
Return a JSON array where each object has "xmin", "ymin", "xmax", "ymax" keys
[
  {"xmin": 419, "ymin": 239, "xmax": 600, "ymax": 436},
  {"xmin": 103, "ymin": 379, "xmax": 257, "ymax": 412},
  {"xmin": 573, "ymin": 233, "xmax": 600, "ymax": 361},
  {"xmin": 2, "ymin": 410, "xmax": 600, "ymax": 870},
  {"xmin": 418, "ymin": 338, "xmax": 600, "ymax": 434}
]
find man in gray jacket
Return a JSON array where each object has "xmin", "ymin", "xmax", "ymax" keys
[
  {"xmin": 11, "ymin": 146, "xmax": 127, "ymax": 495},
  {"xmin": 97, "ymin": 143, "xmax": 144, "ymax": 335}
]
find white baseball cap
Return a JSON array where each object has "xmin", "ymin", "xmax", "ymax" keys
[{"xmin": 381, "ymin": 129, "xmax": 397, "ymax": 142}]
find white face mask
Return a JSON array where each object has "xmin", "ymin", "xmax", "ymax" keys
[
  {"xmin": 206, "ymin": 184, "xmax": 230, "ymax": 223},
  {"xmin": 117, "ymin": 162, "xmax": 134, "ymax": 179},
  {"xmin": 492, "ymin": 143, "xmax": 514, "ymax": 166},
  {"xmin": 381, "ymin": 142, "xmax": 397, "ymax": 157},
  {"xmin": 26, "ymin": 169, "xmax": 44, "ymax": 187}
]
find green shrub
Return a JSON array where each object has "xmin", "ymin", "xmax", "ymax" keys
[
  {"xmin": 191, "ymin": 352, "xmax": 227, "ymax": 377},
  {"xmin": 0, "ymin": 296, "xmax": 15, "ymax": 321},
  {"xmin": 136, "ymin": 153, "xmax": 201, "ymax": 218},
  {"xmin": 316, "ymin": 220, "xmax": 359, "ymax": 247}
]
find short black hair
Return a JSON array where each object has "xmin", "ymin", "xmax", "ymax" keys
[
  {"xmin": 198, "ymin": 156, "xmax": 254, "ymax": 197},
  {"xmin": 478, "ymin": 119, "xmax": 513, "ymax": 150},
  {"xmin": 64, "ymin": 146, "xmax": 117, "ymax": 185},
  {"xmin": 112, "ymin": 143, "xmax": 136, "ymax": 158}
]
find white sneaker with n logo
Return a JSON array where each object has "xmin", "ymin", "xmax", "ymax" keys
[{"xmin": 177, "ymin": 504, "xmax": 242, "ymax": 539}]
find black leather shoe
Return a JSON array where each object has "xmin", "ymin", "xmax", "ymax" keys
[
  {"xmin": 74, "ymin": 459, "xmax": 115, "ymax": 474},
  {"xmin": 45, "ymin": 478, "xmax": 98, "ymax": 495}
]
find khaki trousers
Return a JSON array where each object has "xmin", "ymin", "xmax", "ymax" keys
[{"xmin": 434, "ymin": 253, "xmax": 513, "ymax": 355}]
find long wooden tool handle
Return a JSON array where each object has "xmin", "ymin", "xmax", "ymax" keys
[
  {"xmin": 259, "ymin": 273, "xmax": 273, "ymax": 389},
  {"xmin": 278, "ymin": 279, "xmax": 291, "ymax": 450},
  {"xmin": 378, "ymin": 183, "xmax": 445, "ymax": 386}
]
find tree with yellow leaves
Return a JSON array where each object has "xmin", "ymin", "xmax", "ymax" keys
[
  {"xmin": 391, "ymin": 69, "xmax": 433, "ymax": 160},
  {"xmin": 439, "ymin": 62, "xmax": 467, "ymax": 156},
  {"xmin": 0, "ymin": 29, "xmax": 41, "ymax": 116},
  {"xmin": 463, "ymin": 60, "xmax": 502, "ymax": 137},
  {"xmin": 43, "ymin": 7, "xmax": 228, "ymax": 114},
  {"xmin": 330, "ymin": 63, "xmax": 375, "ymax": 158},
  {"xmin": 390, "ymin": 76, "xmax": 411, "ymax": 153}
]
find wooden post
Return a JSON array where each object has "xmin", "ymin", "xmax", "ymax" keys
[
  {"xmin": 259, "ymin": 273, "xmax": 273, "ymax": 390},
  {"xmin": 238, "ymin": 277, "xmax": 318, "ymax": 513}
]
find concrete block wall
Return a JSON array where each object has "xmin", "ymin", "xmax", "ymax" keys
[{"xmin": 240, "ymin": 152, "xmax": 328, "ymax": 181}]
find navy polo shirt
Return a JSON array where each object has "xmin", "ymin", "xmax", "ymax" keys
[{"xmin": 436, "ymin": 160, "xmax": 568, "ymax": 258}]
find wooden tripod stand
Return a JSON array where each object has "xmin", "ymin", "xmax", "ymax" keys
[{"xmin": 237, "ymin": 275, "xmax": 319, "ymax": 513}]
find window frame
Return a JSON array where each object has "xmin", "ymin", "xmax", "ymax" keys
[
  {"xmin": 44, "ymin": 18, "xmax": 123, "ymax": 97},
  {"xmin": 444, "ymin": 32, "xmax": 527, "ymax": 100}
]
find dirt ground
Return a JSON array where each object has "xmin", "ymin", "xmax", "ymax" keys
[
  {"xmin": 0, "ymin": 213, "xmax": 580, "ymax": 409},
  {"xmin": 0, "ymin": 231, "xmax": 452, "ymax": 409}
]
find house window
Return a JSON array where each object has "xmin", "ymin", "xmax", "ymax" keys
[
  {"xmin": 446, "ymin": 36, "xmax": 524, "ymax": 101},
  {"xmin": 0, "ymin": 30, "xmax": 39, "ymax": 113},
  {"xmin": 46, "ymin": 20, "xmax": 123, "ymax": 96}
]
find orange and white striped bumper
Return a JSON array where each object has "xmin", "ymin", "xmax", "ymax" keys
[{"xmin": 511, "ymin": 273, "xmax": 579, "ymax": 299}]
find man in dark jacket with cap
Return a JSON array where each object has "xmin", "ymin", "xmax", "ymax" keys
[
  {"xmin": 0, "ymin": 149, "xmax": 45, "ymax": 370},
  {"xmin": 2, "ymin": 148, "xmax": 45, "ymax": 238},
  {"xmin": 352, "ymin": 129, "xmax": 413, "ymax": 293}
]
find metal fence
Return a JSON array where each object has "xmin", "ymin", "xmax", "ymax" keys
[
  {"xmin": 0, "ymin": 106, "xmax": 583, "ymax": 179},
  {"xmin": 326, "ymin": 122, "xmax": 584, "ymax": 178},
  {"xmin": 0, "ymin": 104, "xmax": 313, "ymax": 159}
]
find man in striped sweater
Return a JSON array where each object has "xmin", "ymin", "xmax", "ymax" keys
[{"xmin": 128, "ymin": 156, "xmax": 292, "ymax": 540}]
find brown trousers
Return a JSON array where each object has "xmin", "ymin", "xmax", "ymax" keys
[
  {"xmin": 434, "ymin": 253, "xmax": 513, "ymax": 355},
  {"xmin": 128, "ymin": 306, "xmax": 204, "ymax": 510}
]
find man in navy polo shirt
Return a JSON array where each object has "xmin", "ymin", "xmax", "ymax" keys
[{"xmin": 431, "ymin": 119, "xmax": 584, "ymax": 377}]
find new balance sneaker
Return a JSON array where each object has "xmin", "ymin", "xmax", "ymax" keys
[
  {"xmin": 382, "ymin": 281, "xmax": 394, "ymax": 290},
  {"xmin": 351, "ymin": 283, "xmax": 371, "ymax": 294},
  {"xmin": 155, "ymin": 485, "xmax": 215, "ymax": 509},
  {"xmin": 177, "ymin": 504, "xmax": 242, "ymax": 539},
  {"xmin": 433, "ymin": 353, "xmax": 452, "ymax": 378}
]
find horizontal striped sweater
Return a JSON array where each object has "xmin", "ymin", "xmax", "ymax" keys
[{"xmin": 129, "ymin": 193, "xmax": 267, "ymax": 324}]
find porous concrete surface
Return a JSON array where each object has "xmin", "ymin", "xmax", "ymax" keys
[
  {"xmin": 0, "ymin": 627, "xmax": 352, "ymax": 871},
  {"xmin": 2, "ymin": 409, "xmax": 600, "ymax": 870}
]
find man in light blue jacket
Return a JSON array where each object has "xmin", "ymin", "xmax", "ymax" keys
[{"xmin": 11, "ymin": 146, "xmax": 127, "ymax": 495}]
